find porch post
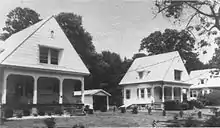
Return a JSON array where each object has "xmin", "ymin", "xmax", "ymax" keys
[
  {"xmin": 187, "ymin": 88, "xmax": 190, "ymax": 101},
  {"xmin": 59, "ymin": 78, "xmax": 63, "ymax": 104},
  {"xmin": 106, "ymin": 96, "xmax": 109, "ymax": 110},
  {"xmin": 171, "ymin": 86, "xmax": 174, "ymax": 100},
  {"xmin": 1, "ymin": 73, "xmax": 8, "ymax": 104},
  {"xmin": 81, "ymin": 78, "xmax": 84, "ymax": 104},
  {"xmin": 33, "ymin": 76, "xmax": 38, "ymax": 104},
  {"xmin": 180, "ymin": 87, "xmax": 183, "ymax": 102},
  {"xmin": 151, "ymin": 86, "xmax": 154, "ymax": 103},
  {"xmin": 162, "ymin": 85, "xmax": 164, "ymax": 102}
]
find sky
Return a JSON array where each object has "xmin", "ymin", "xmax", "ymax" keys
[{"xmin": 0, "ymin": 0, "xmax": 215, "ymax": 62}]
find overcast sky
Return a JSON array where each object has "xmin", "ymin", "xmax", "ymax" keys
[{"xmin": 0, "ymin": 0, "xmax": 215, "ymax": 62}]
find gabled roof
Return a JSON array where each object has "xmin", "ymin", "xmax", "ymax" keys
[
  {"xmin": 0, "ymin": 16, "xmax": 90, "ymax": 75},
  {"xmin": 119, "ymin": 51, "xmax": 191, "ymax": 85},
  {"xmin": 190, "ymin": 68, "xmax": 220, "ymax": 89},
  {"xmin": 74, "ymin": 89, "xmax": 111, "ymax": 96}
]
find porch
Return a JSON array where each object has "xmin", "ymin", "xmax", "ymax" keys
[
  {"xmin": 153, "ymin": 85, "xmax": 190, "ymax": 103},
  {"xmin": 1, "ymin": 67, "xmax": 85, "ymax": 115}
]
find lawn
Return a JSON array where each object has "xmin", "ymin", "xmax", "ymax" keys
[{"xmin": 0, "ymin": 110, "xmax": 209, "ymax": 128}]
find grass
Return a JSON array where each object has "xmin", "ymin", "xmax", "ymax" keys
[{"xmin": 0, "ymin": 110, "xmax": 210, "ymax": 128}]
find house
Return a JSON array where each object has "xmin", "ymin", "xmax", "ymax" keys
[
  {"xmin": 119, "ymin": 51, "xmax": 191, "ymax": 108},
  {"xmin": 189, "ymin": 68, "xmax": 220, "ymax": 100},
  {"xmin": 0, "ymin": 16, "xmax": 90, "ymax": 112},
  {"xmin": 74, "ymin": 89, "xmax": 111, "ymax": 111}
]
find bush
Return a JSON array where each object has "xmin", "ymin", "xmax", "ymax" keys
[
  {"xmin": 44, "ymin": 117, "xmax": 56, "ymax": 128},
  {"xmin": 38, "ymin": 109, "xmax": 45, "ymax": 116},
  {"xmin": 23, "ymin": 109, "xmax": 30, "ymax": 116},
  {"xmin": 16, "ymin": 112, "xmax": 23, "ymax": 118},
  {"xmin": 132, "ymin": 106, "xmax": 138, "ymax": 114},
  {"xmin": 204, "ymin": 116, "xmax": 220, "ymax": 127},
  {"xmin": 4, "ymin": 108, "xmax": 13, "ymax": 118},
  {"xmin": 121, "ymin": 107, "xmax": 126, "ymax": 113},
  {"xmin": 187, "ymin": 100, "xmax": 204, "ymax": 109},
  {"xmin": 88, "ymin": 109, "xmax": 93, "ymax": 114},
  {"xmin": 164, "ymin": 100, "xmax": 182, "ymax": 110},
  {"xmin": 180, "ymin": 102, "xmax": 189, "ymax": 110},
  {"xmin": 54, "ymin": 107, "xmax": 63, "ymax": 115}
]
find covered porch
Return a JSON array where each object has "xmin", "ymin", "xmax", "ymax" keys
[
  {"xmin": 1, "ymin": 67, "xmax": 85, "ymax": 113},
  {"xmin": 153, "ymin": 85, "xmax": 190, "ymax": 103}
]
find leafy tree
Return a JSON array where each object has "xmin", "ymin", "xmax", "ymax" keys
[
  {"xmin": 154, "ymin": 0, "xmax": 220, "ymax": 37},
  {"xmin": 140, "ymin": 28, "xmax": 205, "ymax": 72},
  {"xmin": 0, "ymin": 7, "xmax": 41, "ymax": 40},
  {"xmin": 132, "ymin": 53, "xmax": 147, "ymax": 60}
]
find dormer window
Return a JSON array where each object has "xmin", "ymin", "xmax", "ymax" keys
[
  {"xmin": 174, "ymin": 70, "xmax": 182, "ymax": 81},
  {"xmin": 138, "ymin": 71, "xmax": 144, "ymax": 79},
  {"xmin": 39, "ymin": 46, "xmax": 60, "ymax": 65}
]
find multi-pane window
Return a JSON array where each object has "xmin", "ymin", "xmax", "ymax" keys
[
  {"xmin": 126, "ymin": 89, "xmax": 131, "ymax": 99},
  {"xmin": 147, "ymin": 88, "xmax": 151, "ymax": 98},
  {"xmin": 174, "ymin": 70, "xmax": 182, "ymax": 81},
  {"xmin": 39, "ymin": 47, "xmax": 49, "ymax": 63},
  {"xmin": 39, "ymin": 46, "xmax": 60, "ymax": 65},
  {"xmin": 138, "ymin": 71, "xmax": 144, "ymax": 79},
  {"xmin": 140, "ymin": 88, "xmax": 145, "ymax": 98}
]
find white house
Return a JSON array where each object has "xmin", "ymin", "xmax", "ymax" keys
[
  {"xmin": 74, "ymin": 89, "xmax": 111, "ymax": 111},
  {"xmin": 119, "ymin": 51, "xmax": 191, "ymax": 108},
  {"xmin": 189, "ymin": 68, "xmax": 220, "ymax": 100},
  {"xmin": 0, "ymin": 16, "xmax": 90, "ymax": 111}
]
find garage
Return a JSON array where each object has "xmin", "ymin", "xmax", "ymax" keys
[{"xmin": 74, "ymin": 89, "xmax": 111, "ymax": 111}]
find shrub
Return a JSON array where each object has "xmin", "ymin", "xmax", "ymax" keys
[
  {"xmin": 179, "ymin": 110, "xmax": 183, "ymax": 118},
  {"xmin": 203, "ymin": 90, "xmax": 220, "ymax": 105},
  {"xmin": 54, "ymin": 107, "xmax": 63, "ymax": 115},
  {"xmin": 4, "ymin": 108, "xmax": 13, "ymax": 118},
  {"xmin": 23, "ymin": 109, "xmax": 30, "ymax": 116},
  {"xmin": 44, "ymin": 117, "xmax": 56, "ymax": 128},
  {"xmin": 38, "ymin": 109, "xmax": 45, "ymax": 116},
  {"xmin": 72, "ymin": 124, "xmax": 85, "ymax": 128},
  {"xmin": 16, "ymin": 112, "xmax": 23, "ymax": 118},
  {"xmin": 187, "ymin": 100, "xmax": 204, "ymax": 109},
  {"xmin": 180, "ymin": 102, "xmax": 189, "ymax": 110},
  {"xmin": 204, "ymin": 116, "xmax": 220, "ymax": 127},
  {"xmin": 88, "ymin": 109, "xmax": 93, "ymax": 114},
  {"xmin": 164, "ymin": 100, "xmax": 181, "ymax": 110},
  {"xmin": 121, "ymin": 107, "xmax": 126, "ymax": 113},
  {"xmin": 132, "ymin": 106, "xmax": 138, "ymax": 114},
  {"xmin": 84, "ymin": 105, "xmax": 89, "ymax": 113}
]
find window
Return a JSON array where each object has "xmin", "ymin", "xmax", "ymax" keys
[
  {"xmin": 140, "ymin": 88, "xmax": 145, "ymax": 98},
  {"xmin": 201, "ymin": 79, "xmax": 205, "ymax": 84},
  {"xmin": 147, "ymin": 88, "xmax": 151, "ymax": 98},
  {"xmin": 39, "ymin": 46, "xmax": 60, "ymax": 65},
  {"xmin": 50, "ymin": 49, "xmax": 59, "ymax": 65},
  {"xmin": 137, "ymin": 88, "xmax": 139, "ymax": 98},
  {"xmin": 174, "ymin": 70, "xmax": 182, "ymax": 81},
  {"xmin": 192, "ymin": 90, "xmax": 197, "ymax": 97},
  {"xmin": 39, "ymin": 47, "xmax": 49, "ymax": 63},
  {"xmin": 138, "ymin": 71, "xmax": 144, "ymax": 79},
  {"xmin": 126, "ymin": 89, "xmax": 131, "ymax": 99}
]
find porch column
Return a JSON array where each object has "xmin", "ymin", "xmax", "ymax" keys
[
  {"xmin": 33, "ymin": 76, "xmax": 38, "ymax": 104},
  {"xmin": 1, "ymin": 73, "xmax": 8, "ymax": 104},
  {"xmin": 162, "ymin": 85, "xmax": 164, "ymax": 102},
  {"xmin": 151, "ymin": 86, "xmax": 154, "ymax": 103},
  {"xmin": 171, "ymin": 86, "xmax": 174, "ymax": 100},
  {"xmin": 59, "ymin": 78, "xmax": 63, "ymax": 104},
  {"xmin": 187, "ymin": 88, "xmax": 190, "ymax": 101},
  {"xmin": 180, "ymin": 87, "xmax": 183, "ymax": 102},
  {"xmin": 106, "ymin": 96, "xmax": 109, "ymax": 110},
  {"xmin": 81, "ymin": 78, "xmax": 84, "ymax": 104}
]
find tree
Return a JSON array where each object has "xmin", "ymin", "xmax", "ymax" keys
[
  {"xmin": 154, "ymin": 0, "xmax": 220, "ymax": 37},
  {"xmin": 140, "ymin": 28, "xmax": 205, "ymax": 71},
  {"xmin": 0, "ymin": 7, "xmax": 41, "ymax": 40},
  {"xmin": 132, "ymin": 53, "xmax": 147, "ymax": 60}
]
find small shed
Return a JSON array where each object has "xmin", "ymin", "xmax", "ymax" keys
[{"xmin": 74, "ymin": 89, "xmax": 111, "ymax": 111}]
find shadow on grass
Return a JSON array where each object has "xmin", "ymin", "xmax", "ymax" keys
[{"xmin": 162, "ymin": 118, "xmax": 204, "ymax": 127}]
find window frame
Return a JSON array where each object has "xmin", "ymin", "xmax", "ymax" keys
[
  {"xmin": 140, "ymin": 88, "xmax": 145, "ymax": 98},
  {"xmin": 174, "ymin": 70, "xmax": 182, "ymax": 81},
  {"xmin": 147, "ymin": 88, "xmax": 151, "ymax": 98},
  {"xmin": 125, "ymin": 89, "xmax": 131, "ymax": 99},
  {"xmin": 39, "ymin": 46, "xmax": 60, "ymax": 65}
]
